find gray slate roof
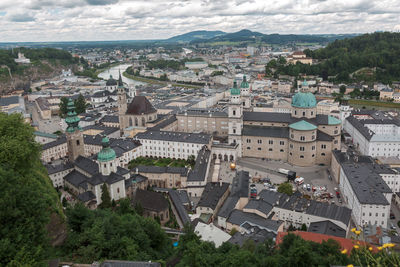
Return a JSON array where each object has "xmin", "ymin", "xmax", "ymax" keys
[
  {"xmin": 187, "ymin": 146, "xmax": 211, "ymax": 182},
  {"xmin": 132, "ymin": 189, "xmax": 169, "ymax": 212},
  {"xmin": 46, "ymin": 162, "xmax": 73, "ymax": 174},
  {"xmin": 197, "ymin": 182, "xmax": 229, "ymax": 210},
  {"xmin": 227, "ymin": 210, "xmax": 283, "ymax": 233},
  {"xmin": 341, "ymin": 162, "xmax": 392, "ymax": 205},
  {"xmin": 218, "ymin": 196, "xmax": 240, "ymax": 219},
  {"xmin": 308, "ymin": 220, "xmax": 346, "ymax": 238},
  {"xmin": 77, "ymin": 191, "xmax": 96, "ymax": 202},
  {"xmin": 231, "ymin": 170, "xmax": 250, "ymax": 198},
  {"xmin": 136, "ymin": 130, "xmax": 211, "ymax": 144},
  {"xmin": 134, "ymin": 165, "xmax": 187, "ymax": 176},
  {"xmin": 169, "ymin": 189, "xmax": 190, "ymax": 225},
  {"xmin": 74, "ymin": 156, "xmax": 99, "ymax": 176},
  {"xmin": 242, "ymin": 125, "xmax": 289, "ymax": 138},
  {"xmin": 42, "ymin": 135, "xmax": 67, "ymax": 150},
  {"xmin": 244, "ymin": 199, "xmax": 273, "ymax": 216}
]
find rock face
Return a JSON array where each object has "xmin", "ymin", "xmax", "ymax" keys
[
  {"xmin": 46, "ymin": 212, "xmax": 67, "ymax": 247},
  {"xmin": 0, "ymin": 60, "xmax": 77, "ymax": 94}
]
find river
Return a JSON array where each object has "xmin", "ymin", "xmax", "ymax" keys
[{"xmin": 98, "ymin": 63, "xmax": 146, "ymax": 87}]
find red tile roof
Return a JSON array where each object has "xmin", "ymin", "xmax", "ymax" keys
[{"xmin": 276, "ymin": 231, "xmax": 377, "ymax": 254}]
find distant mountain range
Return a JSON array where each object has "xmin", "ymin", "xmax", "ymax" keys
[
  {"xmin": 165, "ymin": 30, "xmax": 226, "ymax": 43},
  {"xmin": 0, "ymin": 29, "xmax": 359, "ymax": 49},
  {"xmin": 164, "ymin": 29, "xmax": 359, "ymax": 45}
]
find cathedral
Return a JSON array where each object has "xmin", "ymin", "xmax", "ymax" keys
[{"xmin": 115, "ymin": 74, "xmax": 158, "ymax": 135}]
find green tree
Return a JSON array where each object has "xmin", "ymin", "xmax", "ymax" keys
[
  {"xmin": 339, "ymin": 85, "xmax": 346, "ymax": 94},
  {"xmin": 0, "ymin": 113, "xmax": 62, "ymax": 265},
  {"xmin": 99, "ymin": 183, "xmax": 111, "ymax": 209},
  {"xmin": 74, "ymin": 94, "xmax": 87, "ymax": 114},
  {"xmin": 59, "ymin": 97, "xmax": 69, "ymax": 118},
  {"xmin": 300, "ymin": 223, "xmax": 307, "ymax": 231},
  {"xmin": 134, "ymin": 202, "xmax": 144, "ymax": 216},
  {"xmin": 278, "ymin": 182, "xmax": 293, "ymax": 196}
]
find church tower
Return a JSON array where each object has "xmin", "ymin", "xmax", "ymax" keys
[
  {"xmin": 240, "ymin": 75, "xmax": 251, "ymax": 110},
  {"xmin": 97, "ymin": 136, "xmax": 117, "ymax": 176},
  {"xmin": 228, "ymin": 81, "xmax": 243, "ymax": 157},
  {"xmin": 65, "ymin": 98, "xmax": 84, "ymax": 162},
  {"xmin": 117, "ymin": 71, "xmax": 127, "ymax": 134}
]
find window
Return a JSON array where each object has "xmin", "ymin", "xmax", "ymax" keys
[
  {"xmin": 268, "ymin": 140, "xmax": 273, "ymax": 144},
  {"xmin": 300, "ymin": 155, "xmax": 304, "ymax": 158},
  {"xmin": 258, "ymin": 147, "xmax": 261, "ymax": 151},
  {"xmin": 312, "ymin": 135, "xmax": 315, "ymax": 140},
  {"xmin": 334, "ymin": 140, "xmax": 338, "ymax": 144},
  {"xmin": 300, "ymin": 136, "xmax": 305, "ymax": 141},
  {"xmin": 280, "ymin": 149, "xmax": 284, "ymax": 152},
  {"xmin": 334, "ymin": 130, "xmax": 338, "ymax": 134},
  {"xmin": 246, "ymin": 139, "xmax": 251, "ymax": 143},
  {"xmin": 312, "ymin": 154, "xmax": 315, "ymax": 157},
  {"xmin": 258, "ymin": 140, "xmax": 263, "ymax": 144},
  {"xmin": 291, "ymin": 134, "xmax": 294, "ymax": 138},
  {"xmin": 311, "ymin": 111, "xmax": 314, "ymax": 115},
  {"xmin": 303, "ymin": 111, "xmax": 305, "ymax": 116},
  {"xmin": 269, "ymin": 148, "xmax": 273, "ymax": 151},
  {"xmin": 321, "ymin": 144, "xmax": 327, "ymax": 149},
  {"xmin": 290, "ymin": 144, "xmax": 293, "ymax": 149},
  {"xmin": 76, "ymin": 140, "xmax": 80, "ymax": 145},
  {"xmin": 247, "ymin": 147, "xmax": 250, "ymax": 150},
  {"xmin": 300, "ymin": 147, "xmax": 305, "ymax": 151},
  {"xmin": 233, "ymin": 129, "xmax": 236, "ymax": 134},
  {"xmin": 295, "ymin": 111, "xmax": 297, "ymax": 115},
  {"xmin": 233, "ymin": 110, "xmax": 236, "ymax": 116},
  {"xmin": 280, "ymin": 141, "xmax": 285, "ymax": 145},
  {"xmin": 117, "ymin": 188, "xmax": 120, "ymax": 193},
  {"xmin": 321, "ymin": 153, "xmax": 326, "ymax": 156},
  {"xmin": 312, "ymin": 146, "xmax": 315, "ymax": 150}
]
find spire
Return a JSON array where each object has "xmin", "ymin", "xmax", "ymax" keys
[
  {"xmin": 240, "ymin": 75, "xmax": 249, "ymax": 88},
  {"xmin": 230, "ymin": 81, "xmax": 240, "ymax": 95},
  {"xmin": 65, "ymin": 98, "xmax": 81, "ymax": 133},
  {"xmin": 118, "ymin": 69, "xmax": 123, "ymax": 87}
]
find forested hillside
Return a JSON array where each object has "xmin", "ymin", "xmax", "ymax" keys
[
  {"xmin": 266, "ymin": 32, "xmax": 400, "ymax": 84},
  {"xmin": 0, "ymin": 47, "xmax": 78, "ymax": 92}
]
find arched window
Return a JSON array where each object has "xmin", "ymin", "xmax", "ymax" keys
[
  {"xmin": 142, "ymin": 117, "xmax": 145, "ymax": 126},
  {"xmin": 129, "ymin": 117, "xmax": 133, "ymax": 126},
  {"xmin": 135, "ymin": 117, "xmax": 138, "ymax": 126}
]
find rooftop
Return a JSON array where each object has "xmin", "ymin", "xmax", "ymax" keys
[
  {"xmin": 132, "ymin": 189, "xmax": 169, "ymax": 212},
  {"xmin": 135, "ymin": 130, "xmax": 211, "ymax": 144},
  {"xmin": 197, "ymin": 182, "xmax": 230, "ymax": 210}
]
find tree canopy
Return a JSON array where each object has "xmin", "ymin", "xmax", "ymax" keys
[
  {"xmin": 278, "ymin": 182, "xmax": 293, "ymax": 196},
  {"xmin": 265, "ymin": 32, "xmax": 400, "ymax": 84},
  {"xmin": 0, "ymin": 113, "xmax": 62, "ymax": 266}
]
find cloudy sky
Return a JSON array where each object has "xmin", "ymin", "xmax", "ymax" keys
[{"xmin": 1, "ymin": 0, "xmax": 400, "ymax": 42}]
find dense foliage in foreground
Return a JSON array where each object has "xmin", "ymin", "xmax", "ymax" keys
[{"xmin": 0, "ymin": 113, "xmax": 62, "ymax": 266}]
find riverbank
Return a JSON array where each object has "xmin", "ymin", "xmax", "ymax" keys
[
  {"xmin": 348, "ymin": 99, "xmax": 400, "ymax": 109},
  {"xmin": 122, "ymin": 71, "xmax": 203, "ymax": 89},
  {"xmin": 95, "ymin": 61, "xmax": 126, "ymax": 77}
]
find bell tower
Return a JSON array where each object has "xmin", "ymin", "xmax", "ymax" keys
[
  {"xmin": 65, "ymin": 99, "xmax": 84, "ymax": 162},
  {"xmin": 228, "ymin": 81, "xmax": 243, "ymax": 157},
  {"xmin": 117, "ymin": 71, "xmax": 127, "ymax": 133}
]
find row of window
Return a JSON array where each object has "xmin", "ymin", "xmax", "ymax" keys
[
  {"xmin": 246, "ymin": 147, "xmax": 284, "ymax": 152},
  {"xmin": 246, "ymin": 139, "xmax": 285, "ymax": 145}
]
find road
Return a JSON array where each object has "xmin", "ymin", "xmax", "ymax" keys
[
  {"xmin": 27, "ymin": 101, "xmax": 62, "ymax": 133},
  {"xmin": 236, "ymin": 158, "xmax": 344, "ymax": 206}
]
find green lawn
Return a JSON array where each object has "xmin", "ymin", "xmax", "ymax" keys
[
  {"xmin": 128, "ymin": 156, "xmax": 195, "ymax": 169},
  {"xmin": 348, "ymin": 99, "xmax": 400, "ymax": 108}
]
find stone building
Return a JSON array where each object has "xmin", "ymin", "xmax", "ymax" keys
[
  {"xmin": 117, "ymin": 73, "xmax": 158, "ymax": 135},
  {"xmin": 132, "ymin": 189, "xmax": 170, "ymax": 225}
]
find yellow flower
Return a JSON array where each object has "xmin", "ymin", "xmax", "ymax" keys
[
  {"xmin": 341, "ymin": 249, "xmax": 348, "ymax": 254},
  {"xmin": 368, "ymin": 247, "xmax": 373, "ymax": 251},
  {"xmin": 351, "ymin": 228, "xmax": 356, "ymax": 233},
  {"xmin": 356, "ymin": 241, "xmax": 360, "ymax": 244},
  {"xmin": 383, "ymin": 243, "xmax": 390, "ymax": 248},
  {"xmin": 354, "ymin": 245, "xmax": 359, "ymax": 249},
  {"xmin": 347, "ymin": 265, "xmax": 354, "ymax": 267},
  {"xmin": 386, "ymin": 243, "xmax": 395, "ymax": 248},
  {"xmin": 355, "ymin": 230, "xmax": 361, "ymax": 235},
  {"xmin": 378, "ymin": 246, "xmax": 383, "ymax": 251}
]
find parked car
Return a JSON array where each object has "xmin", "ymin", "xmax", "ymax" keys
[
  {"xmin": 390, "ymin": 212, "xmax": 396, "ymax": 220},
  {"xmin": 390, "ymin": 223, "xmax": 396, "ymax": 230},
  {"xmin": 306, "ymin": 184, "xmax": 311, "ymax": 191}
]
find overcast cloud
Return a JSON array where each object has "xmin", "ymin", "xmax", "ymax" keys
[{"xmin": 1, "ymin": 0, "xmax": 399, "ymax": 42}]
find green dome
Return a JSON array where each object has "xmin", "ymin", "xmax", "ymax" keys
[
  {"xmin": 231, "ymin": 81, "xmax": 240, "ymax": 95},
  {"xmin": 240, "ymin": 76, "xmax": 249, "ymax": 88},
  {"xmin": 328, "ymin": 115, "xmax": 341, "ymax": 125},
  {"xmin": 97, "ymin": 136, "xmax": 116, "ymax": 162},
  {"xmin": 291, "ymin": 91, "xmax": 317, "ymax": 108},
  {"xmin": 289, "ymin": 120, "xmax": 317, "ymax": 131}
]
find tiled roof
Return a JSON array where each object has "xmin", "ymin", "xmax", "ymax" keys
[{"xmin": 126, "ymin": 96, "xmax": 156, "ymax": 115}]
